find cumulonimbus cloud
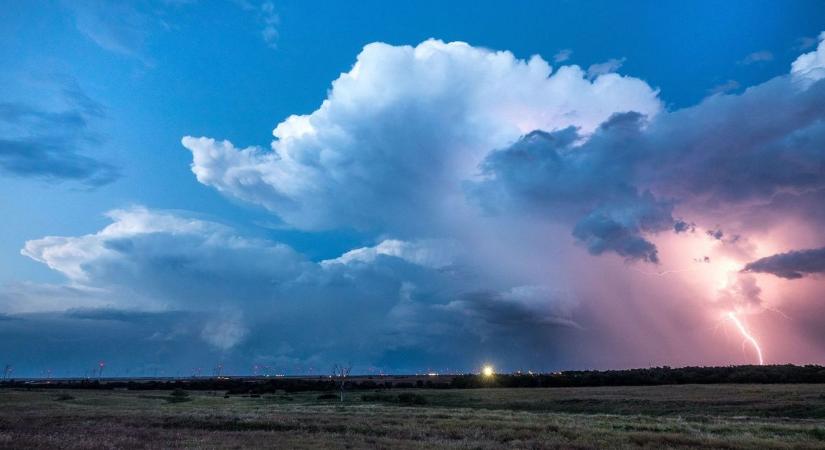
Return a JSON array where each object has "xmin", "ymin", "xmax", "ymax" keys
[
  {"xmin": 182, "ymin": 36, "xmax": 825, "ymax": 265},
  {"xmin": 184, "ymin": 35, "xmax": 825, "ymax": 369},
  {"xmin": 182, "ymin": 39, "xmax": 661, "ymax": 233},
  {"xmin": 8, "ymin": 33, "xmax": 825, "ymax": 373}
]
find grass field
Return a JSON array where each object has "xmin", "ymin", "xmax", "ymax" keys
[{"xmin": 2, "ymin": 384, "xmax": 825, "ymax": 449}]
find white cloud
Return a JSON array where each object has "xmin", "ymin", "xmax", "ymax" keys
[
  {"xmin": 14, "ymin": 206, "xmax": 580, "ymax": 359},
  {"xmin": 235, "ymin": 0, "xmax": 280, "ymax": 49},
  {"xmin": 22, "ymin": 206, "xmax": 257, "ymax": 282},
  {"xmin": 553, "ymin": 49, "xmax": 572, "ymax": 63},
  {"xmin": 739, "ymin": 50, "xmax": 774, "ymax": 65},
  {"xmin": 321, "ymin": 239, "xmax": 457, "ymax": 269},
  {"xmin": 707, "ymin": 79, "xmax": 740, "ymax": 95},
  {"xmin": 260, "ymin": 2, "xmax": 279, "ymax": 48},
  {"xmin": 69, "ymin": 0, "xmax": 149, "ymax": 58},
  {"xmin": 792, "ymin": 32, "xmax": 825, "ymax": 83},
  {"xmin": 586, "ymin": 57, "xmax": 626, "ymax": 79},
  {"xmin": 183, "ymin": 39, "xmax": 661, "ymax": 232},
  {"xmin": 21, "ymin": 206, "xmax": 306, "ymax": 312}
]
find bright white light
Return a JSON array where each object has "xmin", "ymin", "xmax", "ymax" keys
[
  {"xmin": 727, "ymin": 311, "xmax": 765, "ymax": 365},
  {"xmin": 482, "ymin": 365, "xmax": 494, "ymax": 376}
]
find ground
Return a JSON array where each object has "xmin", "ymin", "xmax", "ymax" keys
[{"xmin": 2, "ymin": 384, "xmax": 825, "ymax": 449}]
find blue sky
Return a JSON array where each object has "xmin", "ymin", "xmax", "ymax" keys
[
  {"xmin": 2, "ymin": 1, "xmax": 825, "ymax": 377},
  {"xmin": 3, "ymin": 0, "xmax": 821, "ymax": 281}
]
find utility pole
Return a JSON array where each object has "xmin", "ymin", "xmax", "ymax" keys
[{"xmin": 332, "ymin": 363, "xmax": 352, "ymax": 403}]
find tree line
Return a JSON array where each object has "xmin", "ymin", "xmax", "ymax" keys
[{"xmin": 3, "ymin": 365, "xmax": 825, "ymax": 393}]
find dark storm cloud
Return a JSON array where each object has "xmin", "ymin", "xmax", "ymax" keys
[
  {"xmin": 442, "ymin": 286, "xmax": 578, "ymax": 332},
  {"xmin": 706, "ymin": 228, "xmax": 724, "ymax": 240},
  {"xmin": 468, "ymin": 75, "xmax": 825, "ymax": 262},
  {"xmin": 64, "ymin": 307, "xmax": 188, "ymax": 322},
  {"xmin": 0, "ymin": 79, "xmax": 119, "ymax": 186},
  {"xmin": 744, "ymin": 247, "xmax": 825, "ymax": 279},
  {"xmin": 641, "ymin": 78, "xmax": 825, "ymax": 204},
  {"xmin": 673, "ymin": 220, "xmax": 695, "ymax": 233},
  {"xmin": 0, "ymin": 309, "xmax": 230, "ymax": 378},
  {"xmin": 468, "ymin": 115, "xmax": 676, "ymax": 263},
  {"xmin": 572, "ymin": 203, "xmax": 667, "ymax": 263}
]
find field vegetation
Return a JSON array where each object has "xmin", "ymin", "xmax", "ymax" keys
[{"xmin": 2, "ymin": 384, "xmax": 825, "ymax": 448}]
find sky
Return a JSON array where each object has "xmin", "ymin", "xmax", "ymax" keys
[{"xmin": 2, "ymin": 0, "xmax": 825, "ymax": 378}]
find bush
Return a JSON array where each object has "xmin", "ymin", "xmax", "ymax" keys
[
  {"xmin": 54, "ymin": 393, "xmax": 75, "ymax": 401},
  {"xmin": 317, "ymin": 393, "xmax": 339, "ymax": 400},
  {"xmin": 166, "ymin": 389, "xmax": 191, "ymax": 403}
]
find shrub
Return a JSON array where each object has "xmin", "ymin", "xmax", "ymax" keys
[
  {"xmin": 317, "ymin": 393, "xmax": 339, "ymax": 400},
  {"xmin": 54, "ymin": 393, "xmax": 75, "ymax": 401},
  {"xmin": 166, "ymin": 389, "xmax": 191, "ymax": 403}
]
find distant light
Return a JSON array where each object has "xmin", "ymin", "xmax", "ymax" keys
[{"xmin": 482, "ymin": 365, "xmax": 494, "ymax": 377}]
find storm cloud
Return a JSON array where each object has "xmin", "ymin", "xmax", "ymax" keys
[
  {"xmin": 468, "ymin": 119, "xmax": 676, "ymax": 263},
  {"xmin": 469, "ymin": 38, "xmax": 825, "ymax": 261},
  {"xmin": 182, "ymin": 39, "xmax": 661, "ymax": 234},
  {"xmin": 10, "ymin": 206, "xmax": 580, "ymax": 371},
  {"xmin": 744, "ymin": 247, "xmax": 825, "ymax": 279},
  {"xmin": 6, "ymin": 32, "xmax": 825, "ymax": 375},
  {"xmin": 184, "ymin": 36, "xmax": 825, "ymax": 266}
]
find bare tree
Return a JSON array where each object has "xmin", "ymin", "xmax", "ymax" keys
[
  {"xmin": 332, "ymin": 363, "xmax": 352, "ymax": 403},
  {"xmin": 2, "ymin": 364, "xmax": 12, "ymax": 380}
]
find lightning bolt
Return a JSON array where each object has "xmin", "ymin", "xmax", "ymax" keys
[
  {"xmin": 726, "ymin": 311, "xmax": 764, "ymax": 365},
  {"xmin": 628, "ymin": 259, "xmax": 769, "ymax": 366}
]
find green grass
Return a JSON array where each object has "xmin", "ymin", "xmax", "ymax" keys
[
  {"xmin": 1, "ymin": 384, "xmax": 825, "ymax": 448},
  {"xmin": 400, "ymin": 384, "xmax": 825, "ymax": 418}
]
